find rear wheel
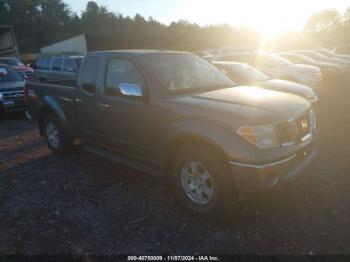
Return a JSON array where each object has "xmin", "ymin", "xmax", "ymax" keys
[
  {"xmin": 43, "ymin": 113, "xmax": 73, "ymax": 155},
  {"xmin": 170, "ymin": 145, "xmax": 238, "ymax": 221}
]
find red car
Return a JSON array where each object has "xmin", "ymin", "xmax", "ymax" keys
[{"xmin": 0, "ymin": 57, "xmax": 34, "ymax": 80}]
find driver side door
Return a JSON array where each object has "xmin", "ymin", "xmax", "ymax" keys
[{"xmin": 96, "ymin": 58, "xmax": 155, "ymax": 163}]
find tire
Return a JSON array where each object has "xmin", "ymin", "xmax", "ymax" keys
[
  {"xmin": 170, "ymin": 145, "xmax": 238, "ymax": 221},
  {"xmin": 43, "ymin": 113, "xmax": 73, "ymax": 155}
]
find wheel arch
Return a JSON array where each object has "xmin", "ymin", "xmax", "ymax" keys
[
  {"xmin": 162, "ymin": 133, "xmax": 232, "ymax": 185},
  {"xmin": 38, "ymin": 96, "xmax": 69, "ymax": 136}
]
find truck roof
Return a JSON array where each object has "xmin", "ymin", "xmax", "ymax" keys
[{"xmin": 88, "ymin": 49, "xmax": 192, "ymax": 57}]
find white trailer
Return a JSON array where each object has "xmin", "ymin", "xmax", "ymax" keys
[
  {"xmin": 41, "ymin": 34, "xmax": 88, "ymax": 54},
  {"xmin": 0, "ymin": 25, "xmax": 19, "ymax": 57}
]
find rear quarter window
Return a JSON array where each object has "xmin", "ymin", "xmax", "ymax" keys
[{"xmin": 79, "ymin": 56, "xmax": 100, "ymax": 94}]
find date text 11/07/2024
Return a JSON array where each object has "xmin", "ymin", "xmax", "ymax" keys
[{"xmin": 127, "ymin": 255, "xmax": 220, "ymax": 261}]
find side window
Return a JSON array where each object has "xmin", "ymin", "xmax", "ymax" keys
[
  {"xmin": 52, "ymin": 58, "xmax": 63, "ymax": 71},
  {"xmin": 63, "ymin": 58, "xmax": 75, "ymax": 72},
  {"xmin": 36, "ymin": 57, "xmax": 51, "ymax": 69},
  {"xmin": 105, "ymin": 59, "xmax": 143, "ymax": 97},
  {"xmin": 80, "ymin": 56, "xmax": 100, "ymax": 95}
]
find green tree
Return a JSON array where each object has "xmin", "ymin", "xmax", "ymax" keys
[{"xmin": 0, "ymin": 0, "xmax": 79, "ymax": 53}]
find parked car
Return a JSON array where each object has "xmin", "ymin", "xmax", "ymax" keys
[
  {"xmin": 314, "ymin": 48, "xmax": 350, "ymax": 62},
  {"xmin": 280, "ymin": 52, "xmax": 344, "ymax": 84},
  {"xmin": 217, "ymin": 51, "xmax": 323, "ymax": 89},
  {"xmin": 25, "ymin": 51, "xmax": 317, "ymax": 218},
  {"xmin": 34, "ymin": 55, "xmax": 83, "ymax": 81},
  {"xmin": 213, "ymin": 61, "xmax": 318, "ymax": 103},
  {"xmin": 0, "ymin": 63, "xmax": 26, "ymax": 113},
  {"xmin": 0, "ymin": 57, "xmax": 34, "ymax": 80},
  {"xmin": 333, "ymin": 45, "xmax": 350, "ymax": 55},
  {"xmin": 291, "ymin": 50, "xmax": 350, "ymax": 70}
]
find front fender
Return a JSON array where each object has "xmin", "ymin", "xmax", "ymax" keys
[{"xmin": 162, "ymin": 117, "xmax": 257, "ymax": 167}]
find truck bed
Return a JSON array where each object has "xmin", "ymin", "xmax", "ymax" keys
[{"xmin": 26, "ymin": 79, "xmax": 78, "ymax": 135}]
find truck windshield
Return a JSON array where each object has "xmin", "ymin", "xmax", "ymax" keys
[
  {"xmin": 226, "ymin": 63, "xmax": 270, "ymax": 83},
  {"xmin": 0, "ymin": 66, "xmax": 22, "ymax": 82},
  {"xmin": 0, "ymin": 58, "xmax": 23, "ymax": 66},
  {"xmin": 141, "ymin": 54, "xmax": 235, "ymax": 94}
]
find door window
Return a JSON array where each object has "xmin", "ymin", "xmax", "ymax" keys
[
  {"xmin": 105, "ymin": 59, "xmax": 143, "ymax": 97},
  {"xmin": 36, "ymin": 57, "xmax": 52, "ymax": 69},
  {"xmin": 52, "ymin": 58, "xmax": 63, "ymax": 71}
]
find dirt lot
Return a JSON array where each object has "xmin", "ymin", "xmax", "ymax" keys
[{"xmin": 1, "ymin": 83, "xmax": 350, "ymax": 255}]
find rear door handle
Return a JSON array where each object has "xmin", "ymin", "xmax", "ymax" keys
[{"xmin": 97, "ymin": 103, "xmax": 111, "ymax": 111}]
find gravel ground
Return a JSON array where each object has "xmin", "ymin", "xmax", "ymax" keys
[{"xmin": 0, "ymin": 83, "xmax": 350, "ymax": 255}]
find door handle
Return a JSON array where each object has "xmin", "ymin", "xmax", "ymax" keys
[{"xmin": 97, "ymin": 103, "xmax": 111, "ymax": 111}]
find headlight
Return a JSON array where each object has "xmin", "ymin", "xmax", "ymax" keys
[{"xmin": 237, "ymin": 124, "xmax": 279, "ymax": 149}]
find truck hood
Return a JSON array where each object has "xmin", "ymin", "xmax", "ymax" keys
[
  {"xmin": 0, "ymin": 81, "xmax": 25, "ymax": 91},
  {"xmin": 257, "ymin": 79, "xmax": 315, "ymax": 100},
  {"xmin": 170, "ymin": 86, "xmax": 311, "ymax": 125}
]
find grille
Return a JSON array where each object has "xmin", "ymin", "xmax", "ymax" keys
[
  {"xmin": 2, "ymin": 90, "xmax": 24, "ymax": 101},
  {"xmin": 274, "ymin": 111, "xmax": 314, "ymax": 146},
  {"xmin": 25, "ymin": 71, "xmax": 33, "ymax": 77},
  {"xmin": 295, "ymin": 114, "xmax": 311, "ymax": 140}
]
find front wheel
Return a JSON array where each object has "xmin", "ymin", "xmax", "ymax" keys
[
  {"xmin": 43, "ymin": 113, "xmax": 73, "ymax": 155},
  {"xmin": 170, "ymin": 145, "xmax": 238, "ymax": 220}
]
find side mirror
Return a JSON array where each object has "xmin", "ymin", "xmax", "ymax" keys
[
  {"xmin": 81, "ymin": 83, "xmax": 96, "ymax": 93},
  {"xmin": 118, "ymin": 83, "xmax": 143, "ymax": 97}
]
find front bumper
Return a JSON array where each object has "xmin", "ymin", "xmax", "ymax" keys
[
  {"xmin": 0, "ymin": 100, "xmax": 26, "ymax": 112},
  {"xmin": 230, "ymin": 140, "xmax": 317, "ymax": 201}
]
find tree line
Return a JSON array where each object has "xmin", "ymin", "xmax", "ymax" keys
[{"xmin": 0, "ymin": 0, "xmax": 349, "ymax": 54}]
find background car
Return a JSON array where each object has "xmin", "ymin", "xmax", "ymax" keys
[
  {"xmin": 314, "ymin": 48, "xmax": 350, "ymax": 62},
  {"xmin": 333, "ymin": 45, "xmax": 350, "ymax": 55},
  {"xmin": 34, "ymin": 54, "xmax": 83, "ymax": 81},
  {"xmin": 217, "ymin": 51, "xmax": 323, "ymax": 89},
  {"xmin": 291, "ymin": 50, "xmax": 350, "ymax": 71},
  {"xmin": 0, "ymin": 57, "xmax": 34, "ymax": 80},
  {"xmin": 280, "ymin": 52, "xmax": 344, "ymax": 84},
  {"xmin": 213, "ymin": 61, "xmax": 318, "ymax": 103},
  {"xmin": 0, "ymin": 63, "xmax": 26, "ymax": 113}
]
